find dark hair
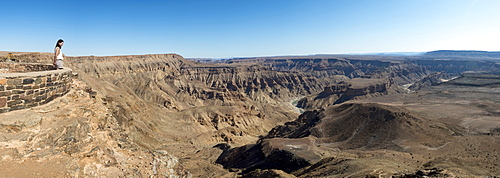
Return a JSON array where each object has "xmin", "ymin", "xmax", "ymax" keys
[{"xmin": 55, "ymin": 39, "xmax": 64, "ymax": 49}]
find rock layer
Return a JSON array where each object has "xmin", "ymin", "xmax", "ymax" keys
[
  {"xmin": 296, "ymin": 78, "xmax": 396, "ymax": 109},
  {"xmin": 2, "ymin": 52, "xmax": 499, "ymax": 177}
]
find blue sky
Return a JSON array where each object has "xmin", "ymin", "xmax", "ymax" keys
[{"xmin": 1, "ymin": 0, "xmax": 499, "ymax": 58}]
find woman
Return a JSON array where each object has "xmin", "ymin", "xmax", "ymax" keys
[{"xmin": 53, "ymin": 39, "xmax": 64, "ymax": 69}]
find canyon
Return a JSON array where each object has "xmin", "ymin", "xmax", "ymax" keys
[{"xmin": 0, "ymin": 51, "xmax": 499, "ymax": 177}]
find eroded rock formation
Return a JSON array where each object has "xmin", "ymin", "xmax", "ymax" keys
[
  {"xmin": 2, "ymin": 52, "xmax": 499, "ymax": 177},
  {"xmin": 296, "ymin": 78, "xmax": 397, "ymax": 109},
  {"xmin": 216, "ymin": 73, "xmax": 500, "ymax": 177},
  {"xmin": 0, "ymin": 80, "xmax": 190, "ymax": 177}
]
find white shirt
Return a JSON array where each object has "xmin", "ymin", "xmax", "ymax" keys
[{"xmin": 55, "ymin": 47, "xmax": 64, "ymax": 60}]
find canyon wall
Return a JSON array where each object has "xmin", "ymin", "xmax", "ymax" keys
[
  {"xmin": 4, "ymin": 52, "xmax": 499, "ymax": 177},
  {"xmin": 296, "ymin": 78, "xmax": 396, "ymax": 109},
  {"xmin": 411, "ymin": 59, "xmax": 498, "ymax": 75},
  {"xmin": 63, "ymin": 54, "xmax": 345, "ymax": 152}
]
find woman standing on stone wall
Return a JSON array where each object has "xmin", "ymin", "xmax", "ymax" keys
[{"xmin": 53, "ymin": 39, "xmax": 64, "ymax": 69}]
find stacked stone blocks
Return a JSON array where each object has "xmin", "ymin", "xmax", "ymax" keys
[
  {"xmin": 0, "ymin": 63, "xmax": 55, "ymax": 73},
  {"xmin": 0, "ymin": 64, "xmax": 72, "ymax": 113}
]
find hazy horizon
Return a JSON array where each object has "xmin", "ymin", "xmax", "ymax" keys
[{"xmin": 2, "ymin": 0, "xmax": 500, "ymax": 58}]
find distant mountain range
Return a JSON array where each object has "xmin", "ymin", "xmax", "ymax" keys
[
  {"xmin": 335, "ymin": 50, "xmax": 500, "ymax": 58},
  {"xmin": 423, "ymin": 50, "xmax": 500, "ymax": 58},
  {"xmin": 187, "ymin": 50, "xmax": 500, "ymax": 62},
  {"xmin": 338, "ymin": 52, "xmax": 425, "ymax": 56}
]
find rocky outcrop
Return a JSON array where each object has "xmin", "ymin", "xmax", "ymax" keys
[
  {"xmin": 333, "ymin": 79, "xmax": 390, "ymax": 104},
  {"xmin": 216, "ymin": 103, "xmax": 462, "ymax": 176},
  {"xmin": 215, "ymin": 139, "xmax": 314, "ymax": 174},
  {"xmin": 408, "ymin": 72, "xmax": 454, "ymax": 90},
  {"xmin": 311, "ymin": 103, "xmax": 456, "ymax": 149},
  {"xmin": 296, "ymin": 78, "xmax": 395, "ymax": 109},
  {"xmin": 242, "ymin": 169, "xmax": 296, "ymax": 178},
  {"xmin": 0, "ymin": 80, "xmax": 190, "ymax": 177},
  {"xmin": 281, "ymin": 103, "xmax": 456, "ymax": 149},
  {"xmin": 265, "ymin": 110, "xmax": 322, "ymax": 139}
]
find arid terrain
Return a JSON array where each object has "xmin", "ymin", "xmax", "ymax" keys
[{"xmin": 0, "ymin": 51, "xmax": 499, "ymax": 177}]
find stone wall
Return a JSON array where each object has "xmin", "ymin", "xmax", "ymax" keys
[
  {"xmin": 0, "ymin": 62, "xmax": 55, "ymax": 73},
  {"xmin": 0, "ymin": 67, "xmax": 72, "ymax": 113}
]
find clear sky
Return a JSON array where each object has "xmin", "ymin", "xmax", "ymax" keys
[{"xmin": 1, "ymin": 0, "xmax": 499, "ymax": 58}]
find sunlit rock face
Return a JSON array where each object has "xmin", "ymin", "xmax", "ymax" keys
[{"xmin": 2, "ymin": 52, "xmax": 499, "ymax": 177}]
